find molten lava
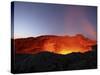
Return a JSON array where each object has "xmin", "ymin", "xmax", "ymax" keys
[{"xmin": 15, "ymin": 34, "xmax": 96, "ymax": 55}]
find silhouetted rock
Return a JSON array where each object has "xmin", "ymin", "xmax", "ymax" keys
[{"xmin": 12, "ymin": 45, "xmax": 97, "ymax": 73}]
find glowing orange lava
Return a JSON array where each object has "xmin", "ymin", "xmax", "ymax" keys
[
  {"xmin": 41, "ymin": 34, "xmax": 96, "ymax": 55},
  {"xmin": 15, "ymin": 34, "xmax": 96, "ymax": 55}
]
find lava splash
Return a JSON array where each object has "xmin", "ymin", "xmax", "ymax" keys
[{"xmin": 14, "ymin": 34, "xmax": 96, "ymax": 55}]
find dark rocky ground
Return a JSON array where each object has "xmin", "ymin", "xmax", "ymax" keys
[{"xmin": 11, "ymin": 45, "xmax": 97, "ymax": 74}]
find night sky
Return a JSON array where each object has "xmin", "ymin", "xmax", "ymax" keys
[{"xmin": 13, "ymin": 2, "xmax": 97, "ymax": 40}]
